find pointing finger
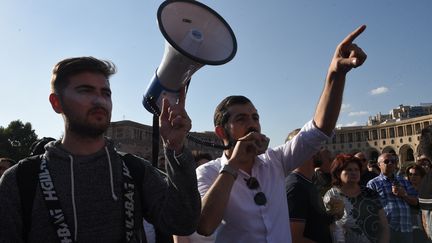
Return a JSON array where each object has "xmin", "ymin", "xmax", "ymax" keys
[{"xmin": 341, "ymin": 25, "xmax": 366, "ymax": 45}]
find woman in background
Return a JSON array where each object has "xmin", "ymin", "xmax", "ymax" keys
[
  {"xmin": 324, "ymin": 154, "xmax": 389, "ymax": 243},
  {"xmin": 406, "ymin": 164, "xmax": 430, "ymax": 242}
]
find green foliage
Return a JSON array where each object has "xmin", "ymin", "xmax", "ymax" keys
[{"xmin": 0, "ymin": 120, "xmax": 38, "ymax": 161}]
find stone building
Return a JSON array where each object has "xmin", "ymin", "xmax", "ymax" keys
[
  {"xmin": 323, "ymin": 114, "xmax": 432, "ymax": 170},
  {"xmin": 105, "ymin": 120, "xmax": 222, "ymax": 162}
]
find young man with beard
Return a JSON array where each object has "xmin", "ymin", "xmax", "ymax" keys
[
  {"xmin": 0, "ymin": 57, "xmax": 200, "ymax": 242},
  {"xmin": 196, "ymin": 25, "xmax": 367, "ymax": 243}
]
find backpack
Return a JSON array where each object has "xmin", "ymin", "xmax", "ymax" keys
[{"xmin": 16, "ymin": 152, "xmax": 173, "ymax": 243}]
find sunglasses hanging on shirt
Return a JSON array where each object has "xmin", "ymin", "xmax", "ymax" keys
[{"xmin": 244, "ymin": 177, "xmax": 267, "ymax": 206}]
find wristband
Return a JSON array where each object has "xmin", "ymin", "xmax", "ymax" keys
[{"xmin": 220, "ymin": 164, "xmax": 238, "ymax": 179}]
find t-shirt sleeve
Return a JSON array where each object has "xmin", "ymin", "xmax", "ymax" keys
[{"xmin": 286, "ymin": 179, "xmax": 308, "ymax": 221}]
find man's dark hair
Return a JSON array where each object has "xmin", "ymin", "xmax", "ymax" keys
[
  {"xmin": 420, "ymin": 125, "xmax": 432, "ymax": 160},
  {"xmin": 50, "ymin": 56, "xmax": 116, "ymax": 95},
  {"xmin": 192, "ymin": 151, "xmax": 213, "ymax": 163},
  {"xmin": 213, "ymin": 95, "xmax": 252, "ymax": 127},
  {"xmin": 29, "ymin": 137, "xmax": 56, "ymax": 156}
]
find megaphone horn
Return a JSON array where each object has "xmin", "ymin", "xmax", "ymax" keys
[{"xmin": 143, "ymin": 0, "xmax": 237, "ymax": 114}]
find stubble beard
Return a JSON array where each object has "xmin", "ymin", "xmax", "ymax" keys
[{"xmin": 64, "ymin": 110, "xmax": 111, "ymax": 138}]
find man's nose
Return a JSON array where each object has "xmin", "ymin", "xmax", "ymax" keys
[{"xmin": 92, "ymin": 93, "xmax": 109, "ymax": 106}]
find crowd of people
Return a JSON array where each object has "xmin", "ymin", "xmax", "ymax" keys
[{"xmin": 1, "ymin": 23, "xmax": 432, "ymax": 243}]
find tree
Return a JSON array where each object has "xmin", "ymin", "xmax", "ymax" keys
[{"xmin": 0, "ymin": 120, "xmax": 38, "ymax": 161}]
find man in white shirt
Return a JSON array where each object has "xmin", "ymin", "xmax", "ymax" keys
[{"xmin": 196, "ymin": 25, "xmax": 368, "ymax": 243}]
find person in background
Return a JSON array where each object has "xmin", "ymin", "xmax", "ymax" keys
[
  {"xmin": 419, "ymin": 125, "xmax": 432, "ymax": 240},
  {"xmin": 417, "ymin": 155, "xmax": 432, "ymax": 174},
  {"xmin": 368, "ymin": 160, "xmax": 381, "ymax": 175},
  {"xmin": 193, "ymin": 151, "xmax": 213, "ymax": 168},
  {"xmin": 324, "ymin": 154, "xmax": 389, "ymax": 243},
  {"xmin": 367, "ymin": 153, "xmax": 418, "ymax": 243},
  {"xmin": 286, "ymin": 130, "xmax": 343, "ymax": 243},
  {"xmin": 312, "ymin": 148, "xmax": 333, "ymax": 197},
  {"xmin": 355, "ymin": 151, "xmax": 378, "ymax": 186},
  {"xmin": 0, "ymin": 158, "xmax": 15, "ymax": 178},
  {"xmin": 405, "ymin": 164, "xmax": 430, "ymax": 242},
  {"xmin": 29, "ymin": 137, "xmax": 56, "ymax": 156}
]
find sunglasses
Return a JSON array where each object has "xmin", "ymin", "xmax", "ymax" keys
[
  {"xmin": 244, "ymin": 177, "xmax": 267, "ymax": 206},
  {"xmin": 381, "ymin": 159, "xmax": 397, "ymax": 165},
  {"xmin": 418, "ymin": 159, "xmax": 431, "ymax": 166},
  {"xmin": 408, "ymin": 172, "xmax": 420, "ymax": 176}
]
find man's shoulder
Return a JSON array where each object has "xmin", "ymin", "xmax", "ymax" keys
[
  {"xmin": 368, "ymin": 174, "xmax": 384, "ymax": 183},
  {"xmin": 196, "ymin": 158, "xmax": 222, "ymax": 174},
  {"xmin": 286, "ymin": 173, "xmax": 312, "ymax": 191}
]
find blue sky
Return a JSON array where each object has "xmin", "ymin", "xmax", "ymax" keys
[{"xmin": 1, "ymin": 0, "xmax": 431, "ymax": 147}]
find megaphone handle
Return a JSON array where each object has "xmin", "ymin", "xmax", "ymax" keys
[{"xmin": 145, "ymin": 89, "xmax": 230, "ymax": 151}]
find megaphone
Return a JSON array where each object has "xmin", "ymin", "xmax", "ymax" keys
[{"xmin": 143, "ymin": 0, "xmax": 237, "ymax": 114}]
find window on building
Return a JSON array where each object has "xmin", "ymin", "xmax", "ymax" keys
[
  {"xmin": 415, "ymin": 123, "xmax": 421, "ymax": 134},
  {"xmin": 117, "ymin": 128, "xmax": 124, "ymax": 138},
  {"xmin": 339, "ymin": 134, "xmax": 345, "ymax": 143},
  {"xmin": 389, "ymin": 128, "xmax": 395, "ymax": 138},
  {"xmin": 348, "ymin": 133, "xmax": 353, "ymax": 143},
  {"xmin": 425, "ymin": 121, "xmax": 430, "ymax": 127},
  {"xmin": 372, "ymin": 130, "xmax": 378, "ymax": 140},
  {"xmin": 364, "ymin": 131, "xmax": 369, "ymax": 141},
  {"xmin": 381, "ymin": 129, "xmax": 387, "ymax": 139},
  {"xmin": 397, "ymin": 126, "xmax": 404, "ymax": 137},
  {"xmin": 407, "ymin": 125, "xmax": 413, "ymax": 136},
  {"xmin": 356, "ymin": 132, "xmax": 361, "ymax": 142}
]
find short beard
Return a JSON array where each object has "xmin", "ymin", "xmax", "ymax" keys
[
  {"xmin": 223, "ymin": 128, "xmax": 237, "ymax": 148},
  {"xmin": 67, "ymin": 120, "xmax": 108, "ymax": 138}
]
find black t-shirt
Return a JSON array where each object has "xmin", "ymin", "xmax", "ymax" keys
[
  {"xmin": 419, "ymin": 171, "xmax": 432, "ymax": 210},
  {"xmin": 286, "ymin": 172, "xmax": 333, "ymax": 243},
  {"xmin": 359, "ymin": 170, "xmax": 378, "ymax": 186}
]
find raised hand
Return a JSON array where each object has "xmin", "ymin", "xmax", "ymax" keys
[
  {"xmin": 328, "ymin": 25, "xmax": 367, "ymax": 75},
  {"xmin": 159, "ymin": 87, "xmax": 191, "ymax": 153},
  {"xmin": 228, "ymin": 132, "xmax": 269, "ymax": 169}
]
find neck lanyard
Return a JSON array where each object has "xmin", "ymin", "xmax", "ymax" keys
[{"xmin": 38, "ymin": 156, "xmax": 136, "ymax": 242}]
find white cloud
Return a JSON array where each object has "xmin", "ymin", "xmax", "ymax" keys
[
  {"xmin": 348, "ymin": 111, "xmax": 368, "ymax": 116},
  {"xmin": 345, "ymin": 121, "xmax": 359, "ymax": 126},
  {"xmin": 341, "ymin": 103, "xmax": 351, "ymax": 112},
  {"xmin": 370, "ymin": 86, "xmax": 389, "ymax": 95}
]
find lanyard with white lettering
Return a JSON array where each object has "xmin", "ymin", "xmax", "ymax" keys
[
  {"xmin": 38, "ymin": 156, "xmax": 137, "ymax": 242},
  {"xmin": 38, "ymin": 157, "xmax": 74, "ymax": 243}
]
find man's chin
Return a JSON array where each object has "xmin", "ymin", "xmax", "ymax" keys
[{"xmin": 69, "ymin": 122, "xmax": 109, "ymax": 138}]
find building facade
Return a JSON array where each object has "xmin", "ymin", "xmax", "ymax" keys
[
  {"xmin": 105, "ymin": 120, "xmax": 222, "ymax": 162},
  {"xmin": 323, "ymin": 114, "xmax": 432, "ymax": 169}
]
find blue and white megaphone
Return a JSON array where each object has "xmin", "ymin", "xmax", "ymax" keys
[{"xmin": 143, "ymin": 0, "xmax": 237, "ymax": 114}]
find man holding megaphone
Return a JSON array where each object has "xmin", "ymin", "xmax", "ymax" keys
[{"xmin": 195, "ymin": 25, "xmax": 367, "ymax": 243}]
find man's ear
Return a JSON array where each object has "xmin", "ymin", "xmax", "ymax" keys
[
  {"xmin": 215, "ymin": 126, "xmax": 227, "ymax": 140},
  {"xmin": 49, "ymin": 93, "xmax": 63, "ymax": 114}
]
